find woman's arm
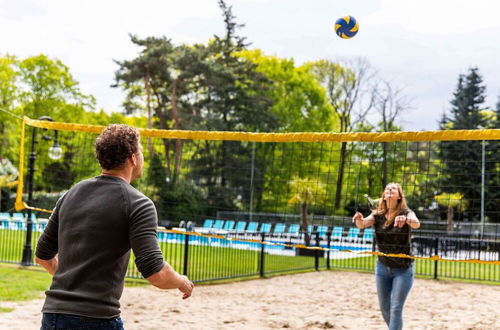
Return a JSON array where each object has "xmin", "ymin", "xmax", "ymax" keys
[
  {"xmin": 406, "ymin": 211, "xmax": 420, "ymax": 229},
  {"xmin": 352, "ymin": 212, "xmax": 375, "ymax": 229}
]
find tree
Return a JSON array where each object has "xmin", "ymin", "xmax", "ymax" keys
[
  {"xmin": 435, "ymin": 192, "xmax": 468, "ymax": 232},
  {"xmin": 114, "ymin": 0, "xmax": 276, "ymax": 216},
  {"xmin": 288, "ymin": 177, "xmax": 326, "ymax": 246},
  {"xmin": 309, "ymin": 58, "xmax": 375, "ymax": 211},
  {"xmin": 242, "ymin": 50, "xmax": 336, "ymax": 132},
  {"xmin": 187, "ymin": 0, "xmax": 275, "ymax": 215},
  {"xmin": 0, "ymin": 55, "xmax": 22, "ymax": 161},
  {"xmin": 19, "ymin": 55, "xmax": 95, "ymax": 121},
  {"xmin": 239, "ymin": 50, "xmax": 337, "ymax": 213},
  {"xmin": 373, "ymin": 80, "xmax": 412, "ymax": 187},
  {"xmin": 0, "ymin": 157, "xmax": 18, "ymax": 212},
  {"xmin": 439, "ymin": 67, "xmax": 489, "ymax": 221}
]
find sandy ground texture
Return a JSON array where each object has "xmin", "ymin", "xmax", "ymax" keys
[{"xmin": 0, "ymin": 270, "xmax": 499, "ymax": 330}]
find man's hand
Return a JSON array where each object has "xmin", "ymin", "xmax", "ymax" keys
[
  {"xmin": 34, "ymin": 255, "xmax": 58, "ymax": 275},
  {"xmin": 178, "ymin": 275, "xmax": 194, "ymax": 299}
]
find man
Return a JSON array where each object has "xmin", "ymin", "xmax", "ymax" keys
[{"xmin": 35, "ymin": 124, "xmax": 194, "ymax": 329}]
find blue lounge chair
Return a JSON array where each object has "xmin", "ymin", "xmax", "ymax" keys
[
  {"xmin": 273, "ymin": 223, "xmax": 286, "ymax": 235},
  {"xmin": 212, "ymin": 220, "xmax": 224, "ymax": 230},
  {"xmin": 202, "ymin": 219, "xmax": 214, "ymax": 228},
  {"xmin": 36, "ymin": 218, "xmax": 49, "ymax": 232},
  {"xmin": 157, "ymin": 230, "xmax": 167, "ymax": 242},
  {"xmin": 362, "ymin": 228, "xmax": 374, "ymax": 243},
  {"xmin": 246, "ymin": 222, "xmax": 259, "ymax": 232},
  {"xmin": 12, "ymin": 213, "xmax": 25, "ymax": 230},
  {"xmin": 331, "ymin": 226, "xmax": 343, "ymax": 241},
  {"xmin": 223, "ymin": 220, "xmax": 235, "ymax": 230},
  {"xmin": 316, "ymin": 225, "xmax": 328, "ymax": 238},
  {"xmin": 259, "ymin": 223, "xmax": 272, "ymax": 233},
  {"xmin": 235, "ymin": 221, "xmax": 247, "ymax": 231},
  {"xmin": 288, "ymin": 224, "xmax": 300, "ymax": 236},
  {"xmin": 347, "ymin": 227, "xmax": 360, "ymax": 242},
  {"xmin": 0, "ymin": 213, "xmax": 10, "ymax": 229}
]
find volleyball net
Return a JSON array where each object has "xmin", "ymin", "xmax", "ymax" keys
[{"xmin": 13, "ymin": 117, "xmax": 500, "ymax": 265}]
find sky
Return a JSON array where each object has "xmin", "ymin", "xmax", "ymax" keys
[{"xmin": 1, "ymin": 0, "xmax": 500, "ymax": 131}]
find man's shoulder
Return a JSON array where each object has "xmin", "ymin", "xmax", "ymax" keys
[{"xmin": 121, "ymin": 182, "xmax": 154, "ymax": 208}]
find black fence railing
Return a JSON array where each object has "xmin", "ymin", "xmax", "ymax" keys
[
  {"xmin": 126, "ymin": 230, "xmax": 500, "ymax": 283},
  {"xmin": 1, "ymin": 227, "xmax": 498, "ymax": 283}
]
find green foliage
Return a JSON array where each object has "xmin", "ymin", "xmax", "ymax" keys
[
  {"xmin": 18, "ymin": 54, "xmax": 95, "ymax": 121},
  {"xmin": 156, "ymin": 181, "xmax": 207, "ymax": 224},
  {"xmin": 0, "ymin": 56, "xmax": 22, "ymax": 162},
  {"xmin": 288, "ymin": 176, "xmax": 327, "ymax": 206},
  {"xmin": 240, "ymin": 50, "xmax": 336, "ymax": 132},
  {"xmin": 439, "ymin": 68, "xmax": 498, "ymax": 221}
]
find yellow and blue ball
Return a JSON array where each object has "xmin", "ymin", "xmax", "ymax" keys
[{"xmin": 334, "ymin": 16, "xmax": 359, "ymax": 39}]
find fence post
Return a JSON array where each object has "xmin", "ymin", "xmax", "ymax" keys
[
  {"xmin": 433, "ymin": 236, "xmax": 439, "ymax": 280},
  {"xmin": 183, "ymin": 233, "xmax": 189, "ymax": 276},
  {"xmin": 259, "ymin": 232, "xmax": 265, "ymax": 278},
  {"xmin": 326, "ymin": 230, "xmax": 331, "ymax": 270},
  {"xmin": 315, "ymin": 232, "xmax": 320, "ymax": 271}
]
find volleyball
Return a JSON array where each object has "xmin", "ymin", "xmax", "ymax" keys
[{"xmin": 334, "ymin": 15, "xmax": 359, "ymax": 39}]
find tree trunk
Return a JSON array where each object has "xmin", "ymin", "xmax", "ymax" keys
[
  {"xmin": 334, "ymin": 141, "xmax": 347, "ymax": 210},
  {"xmin": 447, "ymin": 206, "xmax": 454, "ymax": 233},
  {"xmin": 144, "ymin": 66, "xmax": 154, "ymax": 157}
]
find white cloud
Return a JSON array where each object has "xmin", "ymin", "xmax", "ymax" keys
[{"xmin": 365, "ymin": 0, "xmax": 500, "ymax": 35}]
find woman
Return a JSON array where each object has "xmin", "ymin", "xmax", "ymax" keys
[{"xmin": 352, "ymin": 182, "xmax": 420, "ymax": 330}]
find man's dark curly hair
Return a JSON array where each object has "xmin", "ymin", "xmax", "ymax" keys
[{"xmin": 95, "ymin": 124, "xmax": 140, "ymax": 170}]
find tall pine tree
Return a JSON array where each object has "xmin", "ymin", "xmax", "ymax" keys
[{"xmin": 439, "ymin": 68, "xmax": 498, "ymax": 222}]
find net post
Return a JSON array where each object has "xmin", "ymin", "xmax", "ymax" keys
[
  {"xmin": 434, "ymin": 237, "xmax": 439, "ymax": 280},
  {"xmin": 183, "ymin": 233, "xmax": 189, "ymax": 276},
  {"xmin": 314, "ymin": 232, "xmax": 320, "ymax": 271},
  {"xmin": 259, "ymin": 232, "xmax": 265, "ymax": 278},
  {"xmin": 326, "ymin": 229, "xmax": 331, "ymax": 270}
]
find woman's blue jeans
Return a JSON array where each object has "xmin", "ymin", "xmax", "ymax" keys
[
  {"xmin": 41, "ymin": 313, "xmax": 124, "ymax": 330},
  {"xmin": 375, "ymin": 259, "xmax": 414, "ymax": 330}
]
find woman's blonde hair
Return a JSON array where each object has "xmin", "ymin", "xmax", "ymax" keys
[{"xmin": 376, "ymin": 182, "xmax": 408, "ymax": 227}]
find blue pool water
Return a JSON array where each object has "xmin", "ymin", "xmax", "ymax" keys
[{"xmin": 157, "ymin": 232, "xmax": 370, "ymax": 252}]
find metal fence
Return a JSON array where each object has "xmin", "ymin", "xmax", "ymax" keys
[
  {"xmin": 127, "ymin": 229, "xmax": 499, "ymax": 283},
  {"xmin": 1, "ymin": 227, "xmax": 498, "ymax": 283}
]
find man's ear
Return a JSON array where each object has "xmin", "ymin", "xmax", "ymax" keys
[{"xmin": 130, "ymin": 153, "xmax": 137, "ymax": 167}]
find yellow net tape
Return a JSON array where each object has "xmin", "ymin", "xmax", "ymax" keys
[
  {"xmin": 23, "ymin": 116, "xmax": 500, "ymax": 142},
  {"xmin": 162, "ymin": 229, "xmax": 500, "ymax": 266}
]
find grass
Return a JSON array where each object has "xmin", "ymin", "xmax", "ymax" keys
[
  {"xmin": 0, "ymin": 307, "xmax": 14, "ymax": 313},
  {"xmin": 127, "ymin": 242, "xmax": 320, "ymax": 281},
  {"xmin": 0, "ymin": 264, "xmax": 51, "ymax": 302}
]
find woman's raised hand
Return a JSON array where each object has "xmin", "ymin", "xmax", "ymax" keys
[
  {"xmin": 352, "ymin": 211, "xmax": 363, "ymax": 223},
  {"xmin": 394, "ymin": 215, "xmax": 407, "ymax": 228}
]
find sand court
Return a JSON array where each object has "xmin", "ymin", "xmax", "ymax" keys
[{"xmin": 0, "ymin": 270, "xmax": 498, "ymax": 329}]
